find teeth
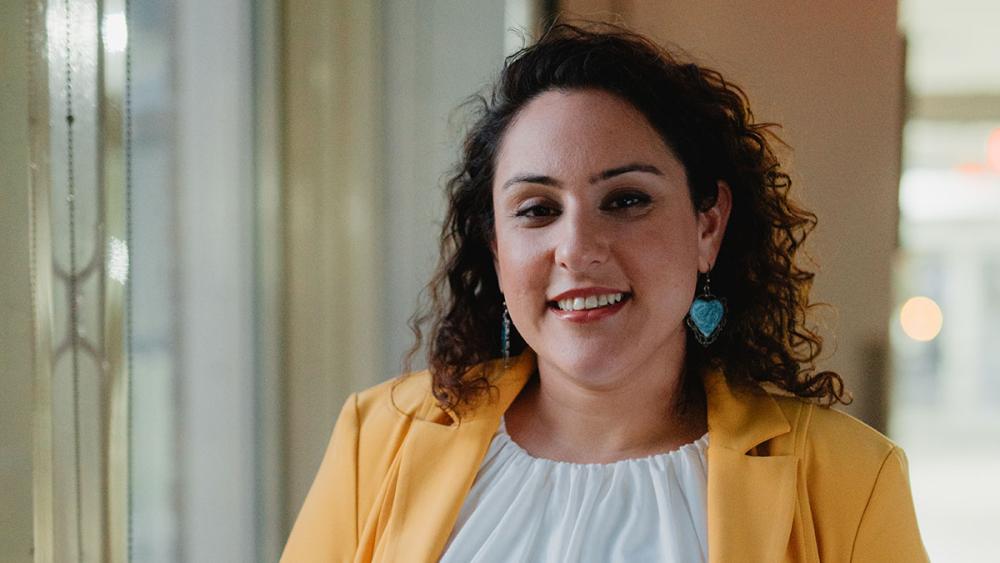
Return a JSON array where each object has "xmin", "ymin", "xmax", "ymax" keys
[{"xmin": 556, "ymin": 293, "xmax": 625, "ymax": 311}]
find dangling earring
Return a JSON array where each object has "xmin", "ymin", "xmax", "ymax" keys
[
  {"xmin": 686, "ymin": 270, "xmax": 727, "ymax": 347},
  {"xmin": 501, "ymin": 301, "xmax": 512, "ymax": 366}
]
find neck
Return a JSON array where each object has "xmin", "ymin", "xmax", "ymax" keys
[{"xmin": 506, "ymin": 347, "xmax": 707, "ymax": 464}]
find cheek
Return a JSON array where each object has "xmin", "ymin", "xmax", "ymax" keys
[
  {"xmin": 495, "ymin": 228, "xmax": 548, "ymax": 299},
  {"xmin": 624, "ymin": 220, "xmax": 701, "ymax": 291}
]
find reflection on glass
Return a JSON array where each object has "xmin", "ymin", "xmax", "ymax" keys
[
  {"xmin": 102, "ymin": 11, "xmax": 128, "ymax": 54},
  {"xmin": 107, "ymin": 237, "xmax": 129, "ymax": 285}
]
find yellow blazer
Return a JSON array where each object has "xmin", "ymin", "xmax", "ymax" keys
[{"xmin": 282, "ymin": 352, "xmax": 928, "ymax": 562}]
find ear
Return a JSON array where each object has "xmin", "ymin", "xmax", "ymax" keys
[{"xmin": 696, "ymin": 181, "xmax": 732, "ymax": 273}]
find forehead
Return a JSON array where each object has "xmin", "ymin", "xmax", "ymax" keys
[{"xmin": 495, "ymin": 89, "xmax": 676, "ymax": 180}]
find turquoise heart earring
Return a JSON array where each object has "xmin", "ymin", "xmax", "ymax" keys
[{"xmin": 686, "ymin": 270, "xmax": 726, "ymax": 346}]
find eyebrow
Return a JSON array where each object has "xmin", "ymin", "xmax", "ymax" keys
[{"xmin": 501, "ymin": 162, "xmax": 664, "ymax": 190}]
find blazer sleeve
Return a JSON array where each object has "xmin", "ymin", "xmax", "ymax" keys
[
  {"xmin": 850, "ymin": 446, "xmax": 929, "ymax": 562},
  {"xmin": 281, "ymin": 393, "xmax": 360, "ymax": 563}
]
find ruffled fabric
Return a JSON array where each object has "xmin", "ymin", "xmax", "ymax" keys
[{"xmin": 439, "ymin": 418, "xmax": 709, "ymax": 562}]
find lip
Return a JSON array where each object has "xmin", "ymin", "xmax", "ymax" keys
[{"xmin": 547, "ymin": 287, "xmax": 632, "ymax": 324}]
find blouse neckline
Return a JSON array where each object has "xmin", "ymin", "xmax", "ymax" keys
[{"xmin": 497, "ymin": 416, "xmax": 709, "ymax": 469}]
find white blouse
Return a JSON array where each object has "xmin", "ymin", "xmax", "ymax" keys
[{"xmin": 439, "ymin": 418, "xmax": 710, "ymax": 562}]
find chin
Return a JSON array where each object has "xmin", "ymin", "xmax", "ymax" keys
[{"xmin": 537, "ymin": 348, "xmax": 630, "ymax": 386}]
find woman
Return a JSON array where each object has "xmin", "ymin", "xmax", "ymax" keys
[{"xmin": 282, "ymin": 23, "xmax": 927, "ymax": 562}]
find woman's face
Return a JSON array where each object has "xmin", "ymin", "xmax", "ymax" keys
[{"xmin": 492, "ymin": 89, "xmax": 730, "ymax": 385}]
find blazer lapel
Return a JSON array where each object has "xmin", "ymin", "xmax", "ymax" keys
[
  {"xmin": 376, "ymin": 353, "xmax": 535, "ymax": 562},
  {"xmin": 703, "ymin": 369, "xmax": 798, "ymax": 562}
]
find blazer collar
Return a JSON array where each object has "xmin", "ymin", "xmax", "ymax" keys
[
  {"xmin": 373, "ymin": 352, "xmax": 536, "ymax": 561},
  {"xmin": 702, "ymin": 366, "xmax": 791, "ymax": 452},
  {"xmin": 440, "ymin": 350, "xmax": 792, "ymax": 447},
  {"xmin": 445, "ymin": 351, "xmax": 536, "ymax": 423},
  {"xmin": 381, "ymin": 351, "xmax": 797, "ymax": 562}
]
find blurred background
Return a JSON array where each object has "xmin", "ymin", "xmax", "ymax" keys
[{"xmin": 2, "ymin": 0, "xmax": 997, "ymax": 561}]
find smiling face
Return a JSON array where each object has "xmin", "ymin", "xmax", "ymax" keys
[{"xmin": 492, "ymin": 88, "xmax": 730, "ymax": 386}]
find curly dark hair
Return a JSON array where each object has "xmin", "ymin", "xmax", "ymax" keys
[{"xmin": 405, "ymin": 22, "xmax": 849, "ymax": 417}]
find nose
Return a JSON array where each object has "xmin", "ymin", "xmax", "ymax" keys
[{"xmin": 554, "ymin": 208, "xmax": 610, "ymax": 273}]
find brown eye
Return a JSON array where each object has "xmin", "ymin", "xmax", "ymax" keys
[
  {"xmin": 515, "ymin": 204, "xmax": 560, "ymax": 218},
  {"xmin": 603, "ymin": 191, "xmax": 652, "ymax": 211}
]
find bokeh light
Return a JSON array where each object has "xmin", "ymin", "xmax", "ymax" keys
[
  {"xmin": 103, "ymin": 11, "xmax": 128, "ymax": 54},
  {"xmin": 987, "ymin": 127, "xmax": 1000, "ymax": 172},
  {"xmin": 900, "ymin": 296, "xmax": 944, "ymax": 342}
]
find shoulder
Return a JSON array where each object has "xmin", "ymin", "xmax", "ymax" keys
[
  {"xmin": 349, "ymin": 369, "xmax": 446, "ymax": 428},
  {"xmin": 767, "ymin": 396, "xmax": 927, "ymax": 559},
  {"xmin": 355, "ymin": 369, "xmax": 436, "ymax": 412},
  {"xmin": 771, "ymin": 394, "xmax": 899, "ymax": 473},
  {"xmin": 352, "ymin": 355, "xmax": 518, "ymax": 425},
  {"xmin": 770, "ymin": 395, "xmax": 916, "ymax": 537}
]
